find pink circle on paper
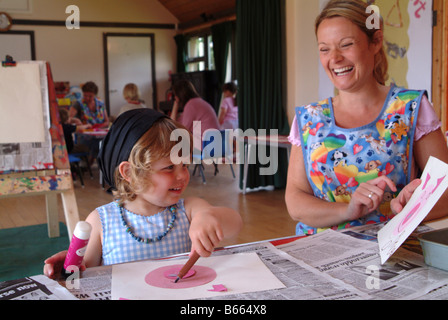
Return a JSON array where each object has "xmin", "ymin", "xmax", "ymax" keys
[{"xmin": 145, "ymin": 264, "xmax": 217, "ymax": 289}]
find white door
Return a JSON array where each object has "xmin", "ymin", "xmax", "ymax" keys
[
  {"xmin": 104, "ymin": 33, "xmax": 156, "ymax": 117},
  {"xmin": 0, "ymin": 31, "xmax": 35, "ymax": 61}
]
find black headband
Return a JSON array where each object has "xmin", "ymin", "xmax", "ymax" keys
[{"xmin": 97, "ymin": 108, "xmax": 167, "ymax": 189}]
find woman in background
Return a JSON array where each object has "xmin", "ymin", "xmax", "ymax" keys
[{"xmin": 170, "ymin": 80, "xmax": 220, "ymax": 150}]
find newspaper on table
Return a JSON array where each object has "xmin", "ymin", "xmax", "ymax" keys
[
  {"xmin": 275, "ymin": 229, "xmax": 448, "ymax": 300},
  {"xmin": 208, "ymin": 242, "xmax": 370, "ymax": 300},
  {"xmin": 0, "ymin": 275, "xmax": 76, "ymax": 300},
  {"xmin": 61, "ymin": 242, "xmax": 373, "ymax": 301},
  {"xmin": 23, "ymin": 227, "xmax": 448, "ymax": 300},
  {"xmin": 66, "ymin": 267, "xmax": 112, "ymax": 300}
]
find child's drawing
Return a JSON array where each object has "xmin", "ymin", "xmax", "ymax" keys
[{"xmin": 394, "ymin": 173, "xmax": 446, "ymax": 235}]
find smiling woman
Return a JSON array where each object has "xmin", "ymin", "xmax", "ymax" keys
[{"xmin": 285, "ymin": 0, "xmax": 448, "ymax": 237}]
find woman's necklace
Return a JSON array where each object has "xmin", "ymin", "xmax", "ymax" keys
[{"xmin": 117, "ymin": 203, "xmax": 177, "ymax": 243}]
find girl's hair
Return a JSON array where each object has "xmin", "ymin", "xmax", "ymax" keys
[
  {"xmin": 123, "ymin": 83, "xmax": 142, "ymax": 102},
  {"xmin": 172, "ymin": 80, "xmax": 200, "ymax": 110},
  {"xmin": 315, "ymin": 0, "xmax": 388, "ymax": 85},
  {"xmin": 113, "ymin": 117, "xmax": 192, "ymax": 203},
  {"xmin": 222, "ymin": 82, "xmax": 237, "ymax": 95}
]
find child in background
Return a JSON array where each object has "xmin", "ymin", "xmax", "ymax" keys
[
  {"xmin": 118, "ymin": 83, "xmax": 148, "ymax": 116},
  {"xmin": 44, "ymin": 109, "xmax": 242, "ymax": 278},
  {"xmin": 218, "ymin": 82, "xmax": 238, "ymax": 130},
  {"xmin": 59, "ymin": 108, "xmax": 91, "ymax": 154}
]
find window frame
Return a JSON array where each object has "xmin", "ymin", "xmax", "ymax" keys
[{"xmin": 185, "ymin": 30, "xmax": 214, "ymax": 72}]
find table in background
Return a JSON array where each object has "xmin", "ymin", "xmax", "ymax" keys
[{"xmin": 240, "ymin": 135, "xmax": 291, "ymax": 194}]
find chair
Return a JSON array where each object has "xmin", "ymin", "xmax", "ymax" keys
[
  {"xmin": 70, "ymin": 152, "xmax": 93, "ymax": 180},
  {"xmin": 69, "ymin": 154, "xmax": 85, "ymax": 187},
  {"xmin": 192, "ymin": 130, "xmax": 236, "ymax": 184},
  {"xmin": 71, "ymin": 133, "xmax": 94, "ymax": 181}
]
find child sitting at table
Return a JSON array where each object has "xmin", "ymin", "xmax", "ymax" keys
[
  {"xmin": 59, "ymin": 108, "xmax": 91, "ymax": 154},
  {"xmin": 44, "ymin": 109, "xmax": 242, "ymax": 279}
]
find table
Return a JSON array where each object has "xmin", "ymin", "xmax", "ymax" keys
[
  {"xmin": 240, "ymin": 135, "xmax": 291, "ymax": 194},
  {"xmin": 77, "ymin": 129, "xmax": 109, "ymax": 139},
  {"xmin": 60, "ymin": 221, "xmax": 448, "ymax": 301},
  {"xmin": 2, "ymin": 221, "xmax": 448, "ymax": 302}
]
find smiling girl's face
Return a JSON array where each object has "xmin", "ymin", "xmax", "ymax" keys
[
  {"xmin": 127, "ymin": 156, "xmax": 190, "ymax": 215},
  {"xmin": 317, "ymin": 16, "xmax": 383, "ymax": 93}
]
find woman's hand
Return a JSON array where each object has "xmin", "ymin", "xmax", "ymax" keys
[
  {"xmin": 345, "ymin": 176, "xmax": 397, "ymax": 221},
  {"xmin": 390, "ymin": 179, "xmax": 422, "ymax": 215}
]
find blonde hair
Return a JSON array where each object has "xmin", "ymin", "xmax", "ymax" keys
[
  {"xmin": 114, "ymin": 118, "xmax": 192, "ymax": 203},
  {"xmin": 123, "ymin": 83, "xmax": 141, "ymax": 102},
  {"xmin": 315, "ymin": 0, "xmax": 388, "ymax": 85}
]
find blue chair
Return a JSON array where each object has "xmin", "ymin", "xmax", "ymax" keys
[
  {"xmin": 192, "ymin": 130, "xmax": 236, "ymax": 184},
  {"xmin": 69, "ymin": 154, "xmax": 85, "ymax": 187},
  {"xmin": 70, "ymin": 152, "xmax": 93, "ymax": 180}
]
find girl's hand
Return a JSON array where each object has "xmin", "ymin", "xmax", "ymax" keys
[
  {"xmin": 390, "ymin": 179, "xmax": 422, "ymax": 215},
  {"xmin": 43, "ymin": 250, "xmax": 86, "ymax": 279},
  {"xmin": 188, "ymin": 209, "xmax": 224, "ymax": 257},
  {"xmin": 345, "ymin": 176, "xmax": 397, "ymax": 221}
]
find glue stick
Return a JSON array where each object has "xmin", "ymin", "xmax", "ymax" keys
[{"xmin": 62, "ymin": 221, "xmax": 92, "ymax": 278}]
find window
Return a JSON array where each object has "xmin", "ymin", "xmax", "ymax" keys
[{"xmin": 186, "ymin": 34, "xmax": 214, "ymax": 72}]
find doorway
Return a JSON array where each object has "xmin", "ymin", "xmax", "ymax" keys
[
  {"xmin": 0, "ymin": 31, "xmax": 35, "ymax": 61},
  {"xmin": 103, "ymin": 33, "xmax": 156, "ymax": 118}
]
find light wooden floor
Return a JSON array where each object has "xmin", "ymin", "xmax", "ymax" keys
[{"xmin": 0, "ymin": 163, "xmax": 296, "ymax": 247}]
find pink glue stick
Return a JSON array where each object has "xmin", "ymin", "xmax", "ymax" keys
[{"xmin": 63, "ymin": 221, "xmax": 92, "ymax": 278}]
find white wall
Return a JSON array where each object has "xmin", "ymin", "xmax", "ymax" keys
[
  {"xmin": 285, "ymin": 0, "xmax": 320, "ymax": 125},
  {"xmin": 6, "ymin": 0, "xmax": 178, "ymax": 110}
]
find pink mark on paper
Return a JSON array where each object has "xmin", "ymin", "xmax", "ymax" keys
[
  {"xmin": 208, "ymin": 284, "xmax": 227, "ymax": 292},
  {"xmin": 394, "ymin": 173, "xmax": 446, "ymax": 235},
  {"xmin": 145, "ymin": 264, "xmax": 217, "ymax": 289},
  {"xmin": 164, "ymin": 268, "xmax": 196, "ymax": 280}
]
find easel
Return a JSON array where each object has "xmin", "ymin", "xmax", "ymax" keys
[{"xmin": 0, "ymin": 61, "xmax": 80, "ymax": 239}]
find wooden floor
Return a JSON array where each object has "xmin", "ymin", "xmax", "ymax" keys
[{"xmin": 0, "ymin": 163, "xmax": 296, "ymax": 247}]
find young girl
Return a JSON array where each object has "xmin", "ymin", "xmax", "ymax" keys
[
  {"xmin": 218, "ymin": 82, "xmax": 239, "ymax": 130},
  {"xmin": 44, "ymin": 108, "xmax": 242, "ymax": 278}
]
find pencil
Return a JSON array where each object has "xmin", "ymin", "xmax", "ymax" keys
[{"xmin": 174, "ymin": 251, "xmax": 200, "ymax": 283}]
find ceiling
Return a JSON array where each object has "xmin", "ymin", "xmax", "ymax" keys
[{"xmin": 158, "ymin": 0, "xmax": 236, "ymax": 30}]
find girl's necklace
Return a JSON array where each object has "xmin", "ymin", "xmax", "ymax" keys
[{"xmin": 117, "ymin": 203, "xmax": 177, "ymax": 243}]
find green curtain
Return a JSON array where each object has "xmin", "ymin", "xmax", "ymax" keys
[
  {"xmin": 236, "ymin": 0, "xmax": 290, "ymax": 190},
  {"xmin": 211, "ymin": 21, "xmax": 234, "ymax": 87},
  {"xmin": 174, "ymin": 34, "xmax": 187, "ymax": 73}
]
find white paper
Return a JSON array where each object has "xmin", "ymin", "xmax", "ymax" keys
[
  {"xmin": 111, "ymin": 252, "xmax": 286, "ymax": 300},
  {"xmin": 0, "ymin": 61, "xmax": 53, "ymax": 172},
  {"xmin": 0, "ymin": 62, "xmax": 46, "ymax": 143},
  {"xmin": 378, "ymin": 157, "xmax": 448, "ymax": 264}
]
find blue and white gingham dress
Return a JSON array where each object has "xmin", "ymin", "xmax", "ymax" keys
[{"xmin": 98, "ymin": 199, "xmax": 191, "ymax": 265}]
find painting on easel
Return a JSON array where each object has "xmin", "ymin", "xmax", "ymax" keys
[{"xmin": 0, "ymin": 59, "xmax": 80, "ymax": 239}]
